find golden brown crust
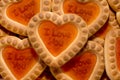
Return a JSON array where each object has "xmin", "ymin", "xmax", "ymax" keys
[
  {"xmin": 0, "ymin": 36, "xmax": 46, "ymax": 80},
  {"xmin": 50, "ymin": 41, "xmax": 104, "ymax": 80},
  {"xmin": 27, "ymin": 12, "xmax": 88, "ymax": 68}
]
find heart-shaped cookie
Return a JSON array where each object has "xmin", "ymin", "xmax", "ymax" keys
[
  {"xmin": 0, "ymin": 0, "xmax": 51, "ymax": 36},
  {"xmin": 91, "ymin": 10, "xmax": 119, "ymax": 46},
  {"xmin": 105, "ymin": 29, "xmax": 120, "ymax": 80},
  {"xmin": 52, "ymin": 0, "xmax": 109, "ymax": 37},
  {"xmin": 27, "ymin": 12, "xmax": 88, "ymax": 68},
  {"xmin": 0, "ymin": 36, "xmax": 46, "ymax": 80},
  {"xmin": 50, "ymin": 41, "xmax": 104, "ymax": 80}
]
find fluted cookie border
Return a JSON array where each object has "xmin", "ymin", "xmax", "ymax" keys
[
  {"xmin": 108, "ymin": 0, "xmax": 120, "ymax": 25},
  {"xmin": 92, "ymin": 38, "xmax": 104, "ymax": 47},
  {"xmin": 105, "ymin": 29, "xmax": 120, "ymax": 80},
  {"xmin": 0, "ymin": 36, "xmax": 46, "ymax": 80},
  {"xmin": 91, "ymin": 10, "xmax": 119, "ymax": 46},
  {"xmin": 109, "ymin": 10, "xmax": 119, "ymax": 29},
  {"xmin": 27, "ymin": 12, "xmax": 88, "ymax": 68},
  {"xmin": 50, "ymin": 41, "xmax": 104, "ymax": 80},
  {"xmin": 0, "ymin": 0, "xmax": 51, "ymax": 36},
  {"xmin": 108, "ymin": 0, "xmax": 120, "ymax": 12},
  {"xmin": 52, "ymin": 0, "xmax": 109, "ymax": 37},
  {"xmin": 107, "ymin": 0, "xmax": 120, "ymax": 26}
]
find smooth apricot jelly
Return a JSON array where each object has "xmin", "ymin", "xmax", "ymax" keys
[
  {"xmin": 63, "ymin": 0, "xmax": 100, "ymax": 24},
  {"xmin": 6, "ymin": 0, "xmax": 40, "ymax": 26},
  {"xmin": 38, "ymin": 21, "xmax": 78, "ymax": 57},
  {"xmin": 61, "ymin": 51, "xmax": 96, "ymax": 80},
  {"xmin": 2, "ymin": 46, "xmax": 39, "ymax": 80},
  {"xmin": 116, "ymin": 37, "xmax": 120, "ymax": 71}
]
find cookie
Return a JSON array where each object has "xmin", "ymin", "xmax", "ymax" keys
[
  {"xmin": 27, "ymin": 12, "xmax": 88, "ymax": 68},
  {"xmin": 52, "ymin": 0, "xmax": 109, "ymax": 37},
  {"xmin": 0, "ymin": 36, "xmax": 46, "ymax": 80},
  {"xmin": 0, "ymin": 0, "xmax": 51, "ymax": 36},
  {"xmin": 50, "ymin": 41, "xmax": 104, "ymax": 80},
  {"xmin": 105, "ymin": 29, "xmax": 120, "ymax": 80}
]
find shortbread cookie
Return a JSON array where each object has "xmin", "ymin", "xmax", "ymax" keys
[
  {"xmin": 0, "ymin": 0, "xmax": 51, "ymax": 36},
  {"xmin": 52, "ymin": 0, "xmax": 109, "ymax": 37},
  {"xmin": 105, "ymin": 29, "xmax": 120, "ymax": 80},
  {"xmin": 27, "ymin": 12, "xmax": 88, "ymax": 68},
  {"xmin": 0, "ymin": 36, "xmax": 46, "ymax": 80},
  {"xmin": 50, "ymin": 41, "xmax": 104, "ymax": 80}
]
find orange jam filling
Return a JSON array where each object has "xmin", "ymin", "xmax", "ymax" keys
[
  {"xmin": 63, "ymin": 0, "xmax": 100, "ymax": 24},
  {"xmin": 6, "ymin": 0, "xmax": 40, "ymax": 26},
  {"xmin": 116, "ymin": 37, "xmax": 120, "ymax": 71},
  {"xmin": 38, "ymin": 21, "xmax": 78, "ymax": 57},
  {"xmin": 61, "ymin": 51, "xmax": 96, "ymax": 80},
  {"xmin": 92, "ymin": 22, "xmax": 112, "ymax": 39},
  {"xmin": 2, "ymin": 46, "xmax": 39, "ymax": 79}
]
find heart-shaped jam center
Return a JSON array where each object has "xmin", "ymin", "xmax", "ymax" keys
[
  {"xmin": 38, "ymin": 21, "xmax": 78, "ymax": 57},
  {"xmin": 63, "ymin": 0, "xmax": 100, "ymax": 24},
  {"xmin": 116, "ymin": 37, "xmax": 120, "ymax": 71},
  {"xmin": 6, "ymin": 0, "xmax": 40, "ymax": 25},
  {"xmin": 61, "ymin": 51, "xmax": 96, "ymax": 80},
  {"xmin": 2, "ymin": 46, "xmax": 39, "ymax": 79}
]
